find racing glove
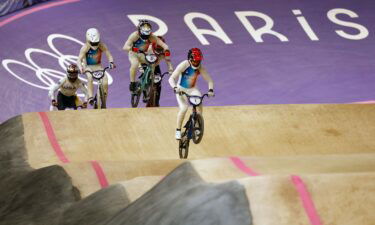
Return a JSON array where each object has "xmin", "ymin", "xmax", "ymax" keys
[
  {"xmin": 208, "ymin": 89, "xmax": 215, "ymax": 97},
  {"xmin": 173, "ymin": 87, "xmax": 181, "ymax": 94},
  {"xmin": 109, "ymin": 62, "xmax": 116, "ymax": 69},
  {"xmin": 51, "ymin": 100, "xmax": 58, "ymax": 106}
]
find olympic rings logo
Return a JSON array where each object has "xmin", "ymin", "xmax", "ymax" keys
[{"xmin": 1, "ymin": 33, "xmax": 113, "ymax": 91}]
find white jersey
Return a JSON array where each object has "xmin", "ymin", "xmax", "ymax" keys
[{"xmin": 49, "ymin": 77, "xmax": 88, "ymax": 101}]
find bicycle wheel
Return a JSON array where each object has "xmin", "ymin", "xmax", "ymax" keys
[
  {"xmin": 179, "ymin": 132, "xmax": 190, "ymax": 159},
  {"xmin": 143, "ymin": 76, "xmax": 153, "ymax": 104},
  {"xmin": 192, "ymin": 113, "xmax": 204, "ymax": 144},
  {"xmin": 93, "ymin": 95, "xmax": 98, "ymax": 109},
  {"xmin": 142, "ymin": 89, "xmax": 149, "ymax": 103},
  {"xmin": 131, "ymin": 83, "xmax": 141, "ymax": 108},
  {"xmin": 146, "ymin": 83, "xmax": 157, "ymax": 107},
  {"xmin": 99, "ymin": 85, "xmax": 106, "ymax": 109}
]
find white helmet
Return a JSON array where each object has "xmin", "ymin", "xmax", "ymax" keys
[{"xmin": 86, "ymin": 28, "xmax": 100, "ymax": 49}]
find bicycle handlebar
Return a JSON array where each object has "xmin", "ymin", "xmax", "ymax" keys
[
  {"xmin": 83, "ymin": 67, "xmax": 110, "ymax": 80},
  {"xmin": 178, "ymin": 91, "xmax": 210, "ymax": 106},
  {"xmin": 160, "ymin": 72, "xmax": 170, "ymax": 78},
  {"xmin": 179, "ymin": 91, "xmax": 208, "ymax": 99},
  {"xmin": 83, "ymin": 66, "xmax": 110, "ymax": 75}
]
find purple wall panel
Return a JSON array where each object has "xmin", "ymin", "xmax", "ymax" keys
[{"xmin": 0, "ymin": 0, "xmax": 374, "ymax": 122}]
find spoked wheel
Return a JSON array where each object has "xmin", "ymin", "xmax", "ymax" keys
[
  {"xmin": 179, "ymin": 132, "xmax": 190, "ymax": 159},
  {"xmin": 143, "ymin": 80, "xmax": 153, "ymax": 104},
  {"xmin": 192, "ymin": 113, "xmax": 204, "ymax": 144},
  {"xmin": 146, "ymin": 83, "xmax": 157, "ymax": 107},
  {"xmin": 99, "ymin": 85, "xmax": 106, "ymax": 109},
  {"xmin": 131, "ymin": 83, "xmax": 141, "ymax": 108}
]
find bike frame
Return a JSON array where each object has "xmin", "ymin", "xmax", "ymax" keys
[
  {"xmin": 84, "ymin": 67, "xmax": 109, "ymax": 109},
  {"xmin": 139, "ymin": 64, "xmax": 153, "ymax": 92},
  {"xmin": 181, "ymin": 93, "xmax": 208, "ymax": 139}
]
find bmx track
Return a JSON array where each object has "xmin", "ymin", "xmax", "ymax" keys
[{"xmin": 1, "ymin": 104, "xmax": 375, "ymax": 224}]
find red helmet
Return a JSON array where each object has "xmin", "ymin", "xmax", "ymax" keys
[{"xmin": 188, "ymin": 48, "xmax": 203, "ymax": 68}]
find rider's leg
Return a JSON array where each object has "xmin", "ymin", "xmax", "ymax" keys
[
  {"xmin": 154, "ymin": 65, "xmax": 162, "ymax": 107},
  {"xmin": 65, "ymin": 95, "xmax": 77, "ymax": 109},
  {"xmin": 102, "ymin": 73, "xmax": 109, "ymax": 101},
  {"xmin": 74, "ymin": 95, "xmax": 83, "ymax": 108},
  {"xmin": 85, "ymin": 72, "xmax": 94, "ymax": 100},
  {"xmin": 155, "ymin": 83, "xmax": 161, "ymax": 107},
  {"xmin": 56, "ymin": 92, "xmax": 65, "ymax": 110},
  {"xmin": 129, "ymin": 52, "xmax": 140, "ymax": 92},
  {"xmin": 57, "ymin": 92, "xmax": 76, "ymax": 110},
  {"xmin": 175, "ymin": 92, "xmax": 189, "ymax": 139}
]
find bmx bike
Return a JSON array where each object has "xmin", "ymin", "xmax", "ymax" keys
[
  {"xmin": 84, "ymin": 67, "xmax": 110, "ymax": 109},
  {"xmin": 178, "ymin": 92, "xmax": 210, "ymax": 159}
]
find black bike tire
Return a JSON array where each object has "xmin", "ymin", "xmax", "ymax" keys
[
  {"xmin": 146, "ymin": 82, "xmax": 157, "ymax": 107},
  {"xmin": 93, "ymin": 94, "xmax": 98, "ymax": 109},
  {"xmin": 131, "ymin": 83, "xmax": 141, "ymax": 108},
  {"xmin": 131, "ymin": 93, "xmax": 140, "ymax": 108},
  {"xmin": 99, "ymin": 85, "xmax": 106, "ymax": 109},
  {"xmin": 143, "ymin": 71, "xmax": 153, "ymax": 105},
  {"xmin": 192, "ymin": 113, "xmax": 204, "ymax": 144},
  {"xmin": 179, "ymin": 132, "xmax": 190, "ymax": 159}
]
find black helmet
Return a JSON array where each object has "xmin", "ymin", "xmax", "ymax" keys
[
  {"xmin": 138, "ymin": 20, "xmax": 152, "ymax": 40},
  {"xmin": 66, "ymin": 64, "xmax": 78, "ymax": 82}
]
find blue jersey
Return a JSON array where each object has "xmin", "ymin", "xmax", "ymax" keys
[
  {"xmin": 179, "ymin": 65, "xmax": 200, "ymax": 89},
  {"xmin": 86, "ymin": 48, "xmax": 102, "ymax": 65},
  {"xmin": 133, "ymin": 38, "xmax": 150, "ymax": 52}
]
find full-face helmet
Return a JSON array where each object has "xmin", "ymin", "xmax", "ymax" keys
[
  {"xmin": 138, "ymin": 20, "xmax": 152, "ymax": 40},
  {"xmin": 86, "ymin": 28, "xmax": 100, "ymax": 50},
  {"xmin": 188, "ymin": 48, "xmax": 203, "ymax": 69}
]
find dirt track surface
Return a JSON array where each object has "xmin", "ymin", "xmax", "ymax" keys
[{"xmin": 1, "ymin": 104, "xmax": 375, "ymax": 224}]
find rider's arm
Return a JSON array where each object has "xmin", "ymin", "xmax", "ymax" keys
[
  {"xmin": 168, "ymin": 61, "xmax": 187, "ymax": 88},
  {"xmin": 200, "ymin": 65, "xmax": 214, "ymax": 90},
  {"xmin": 123, "ymin": 32, "xmax": 138, "ymax": 52},
  {"xmin": 77, "ymin": 44, "xmax": 89, "ymax": 73},
  {"xmin": 153, "ymin": 35, "xmax": 170, "ymax": 58},
  {"xmin": 160, "ymin": 55, "xmax": 174, "ymax": 73},
  {"xmin": 48, "ymin": 78, "xmax": 65, "ymax": 100},
  {"xmin": 165, "ymin": 60, "xmax": 174, "ymax": 73},
  {"xmin": 78, "ymin": 81, "xmax": 89, "ymax": 101},
  {"xmin": 100, "ymin": 43, "xmax": 114, "ymax": 63}
]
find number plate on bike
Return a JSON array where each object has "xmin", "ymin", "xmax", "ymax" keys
[
  {"xmin": 93, "ymin": 71, "xmax": 104, "ymax": 79},
  {"xmin": 189, "ymin": 96, "xmax": 202, "ymax": 105},
  {"xmin": 145, "ymin": 54, "xmax": 157, "ymax": 63}
]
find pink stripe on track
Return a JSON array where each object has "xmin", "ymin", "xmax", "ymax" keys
[
  {"xmin": 352, "ymin": 100, "xmax": 375, "ymax": 104},
  {"xmin": 38, "ymin": 112, "xmax": 70, "ymax": 163},
  {"xmin": 91, "ymin": 160, "xmax": 109, "ymax": 188},
  {"xmin": 38, "ymin": 112, "xmax": 108, "ymax": 188},
  {"xmin": 0, "ymin": 0, "xmax": 80, "ymax": 27},
  {"xmin": 291, "ymin": 175, "xmax": 323, "ymax": 225},
  {"xmin": 229, "ymin": 156, "xmax": 323, "ymax": 225},
  {"xmin": 229, "ymin": 156, "xmax": 259, "ymax": 176}
]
